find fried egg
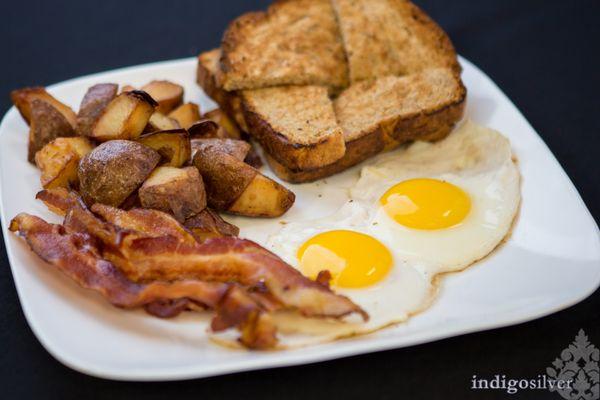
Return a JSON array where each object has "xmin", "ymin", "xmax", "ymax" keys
[{"xmin": 218, "ymin": 120, "xmax": 521, "ymax": 348}]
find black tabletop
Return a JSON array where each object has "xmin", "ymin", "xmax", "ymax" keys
[{"xmin": 1, "ymin": 1, "xmax": 599, "ymax": 399}]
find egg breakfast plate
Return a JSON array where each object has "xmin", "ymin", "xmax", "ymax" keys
[{"xmin": 0, "ymin": 56, "xmax": 599, "ymax": 381}]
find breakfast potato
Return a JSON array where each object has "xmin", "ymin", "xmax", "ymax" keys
[
  {"xmin": 228, "ymin": 174, "xmax": 294, "ymax": 217},
  {"xmin": 35, "ymin": 137, "xmax": 94, "ymax": 189},
  {"xmin": 187, "ymin": 119, "xmax": 220, "ymax": 138},
  {"xmin": 184, "ymin": 208, "xmax": 239, "ymax": 242},
  {"xmin": 10, "ymin": 87, "xmax": 77, "ymax": 128},
  {"xmin": 89, "ymin": 91, "xmax": 157, "ymax": 141},
  {"xmin": 144, "ymin": 112, "xmax": 181, "ymax": 132},
  {"xmin": 76, "ymin": 83, "xmax": 118, "ymax": 136},
  {"xmin": 28, "ymin": 99, "xmax": 77, "ymax": 163},
  {"xmin": 78, "ymin": 140, "xmax": 160, "ymax": 207},
  {"xmin": 204, "ymin": 109, "xmax": 242, "ymax": 139},
  {"xmin": 190, "ymin": 138, "xmax": 250, "ymax": 160},
  {"xmin": 193, "ymin": 148, "xmax": 294, "ymax": 217},
  {"xmin": 139, "ymin": 166, "xmax": 206, "ymax": 222},
  {"xmin": 167, "ymin": 102, "xmax": 201, "ymax": 129},
  {"xmin": 140, "ymin": 80, "xmax": 184, "ymax": 114},
  {"xmin": 137, "ymin": 129, "xmax": 191, "ymax": 167},
  {"xmin": 189, "ymin": 123, "xmax": 262, "ymax": 167}
]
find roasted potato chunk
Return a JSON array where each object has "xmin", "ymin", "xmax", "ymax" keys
[
  {"xmin": 139, "ymin": 166, "xmax": 206, "ymax": 222},
  {"xmin": 10, "ymin": 87, "xmax": 77, "ymax": 128},
  {"xmin": 204, "ymin": 109, "xmax": 242, "ymax": 139},
  {"xmin": 228, "ymin": 174, "xmax": 293, "ymax": 217},
  {"xmin": 77, "ymin": 83, "xmax": 118, "ymax": 136},
  {"xmin": 89, "ymin": 91, "xmax": 156, "ymax": 141},
  {"xmin": 78, "ymin": 140, "xmax": 160, "ymax": 207},
  {"xmin": 35, "ymin": 137, "xmax": 93, "ymax": 189},
  {"xmin": 145, "ymin": 112, "xmax": 181, "ymax": 132},
  {"xmin": 167, "ymin": 102, "xmax": 201, "ymax": 129},
  {"xmin": 184, "ymin": 208, "xmax": 239, "ymax": 242},
  {"xmin": 28, "ymin": 99, "xmax": 77, "ymax": 163},
  {"xmin": 137, "ymin": 129, "xmax": 191, "ymax": 167},
  {"xmin": 190, "ymin": 138, "xmax": 250, "ymax": 160},
  {"xmin": 193, "ymin": 148, "xmax": 294, "ymax": 217},
  {"xmin": 187, "ymin": 119, "xmax": 220, "ymax": 138},
  {"xmin": 141, "ymin": 80, "xmax": 184, "ymax": 114}
]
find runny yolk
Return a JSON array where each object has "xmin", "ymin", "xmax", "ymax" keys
[
  {"xmin": 297, "ymin": 230, "xmax": 392, "ymax": 288},
  {"xmin": 380, "ymin": 178, "xmax": 471, "ymax": 230}
]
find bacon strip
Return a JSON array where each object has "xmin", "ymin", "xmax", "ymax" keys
[
  {"xmin": 120, "ymin": 236, "xmax": 368, "ymax": 320},
  {"xmin": 9, "ymin": 213, "xmax": 277, "ymax": 349},
  {"xmin": 36, "ymin": 190, "xmax": 368, "ymax": 320},
  {"xmin": 61, "ymin": 205, "xmax": 367, "ymax": 321},
  {"xmin": 91, "ymin": 204, "xmax": 198, "ymax": 245},
  {"xmin": 36, "ymin": 188, "xmax": 84, "ymax": 216}
]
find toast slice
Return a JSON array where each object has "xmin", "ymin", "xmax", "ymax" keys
[
  {"xmin": 242, "ymin": 85, "xmax": 346, "ymax": 171},
  {"xmin": 218, "ymin": 0, "xmax": 348, "ymax": 91},
  {"xmin": 332, "ymin": 0, "xmax": 460, "ymax": 82},
  {"xmin": 197, "ymin": 49, "xmax": 248, "ymax": 132},
  {"xmin": 198, "ymin": 49, "xmax": 347, "ymax": 171},
  {"xmin": 266, "ymin": 68, "xmax": 466, "ymax": 183},
  {"xmin": 265, "ymin": 127, "xmax": 386, "ymax": 183},
  {"xmin": 197, "ymin": 0, "xmax": 466, "ymax": 182},
  {"xmin": 334, "ymin": 68, "xmax": 465, "ymax": 143}
]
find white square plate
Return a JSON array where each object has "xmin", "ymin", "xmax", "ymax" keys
[{"xmin": 1, "ymin": 57, "xmax": 598, "ymax": 381}]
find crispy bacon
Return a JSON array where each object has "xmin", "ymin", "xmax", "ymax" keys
[
  {"xmin": 61, "ymin": 205, "xmax": 367, "ymax": 321},
  {"xmin": 9, "ymin": 213, "xmax": 277, "ymax": 349},
  {"xmin": 90, "ymin": 203, "xmax": 198, "ymax": 244},
  {"xmin": 36, "ymin": 188, "xmax": 84, "ymax": 216},
  {"xmin": 315, "ymin": 270, "xmax": 333, "ymax": 288},
  {"xmin": 30, "ymin": 190, "xmax": 368, "ymax": 334}
]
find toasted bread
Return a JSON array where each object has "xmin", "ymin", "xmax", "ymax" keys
[
  {"xmin": 335, "ymin": 68, "xmax": 465, "ymax": 143},
  {"xmin": 265, "ymin": 128, "xmax": 386, "ymax": 183},
  {"xmin": 332, "ymin": 0, "xmax": 460, "ymax": 82},
  {"xmin": 197, "ymin": 0, "xmax": 466, "ymax": 182},
  {"xmin": 267, "ymin": 69, "xmax": 465, "ymax": 182},
  {"xmin": 242, "ymin": 85, "xmax": 345, "ymax": 171},
  {"xmin": 218, "ymin": 0, "xmax": 348, "ymax": 91}
]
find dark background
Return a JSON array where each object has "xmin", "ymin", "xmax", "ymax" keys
[{"xmin": 1, "ymin": 1, "xmax": 599, "ymax": 399}]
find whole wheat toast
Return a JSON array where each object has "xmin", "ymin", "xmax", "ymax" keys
[
  {"xmin": 266, "ymin": 69, "xmax": 466, "ymax": 183},
  {"xmin": 332, "ymin": 0, "xmax": 461, "ymax": 82},
  {"xmin": 197, "ymin": 0, "xmax": 467, "ymax": 182},
  {"xmin": 198, "ymin": 49, "xmax": 348, "ymax": 171},
  {"xmin": 218, "ymin": 0, "xmax": 349, "ymax": 91},
  {"xmin": 242, "ymin": 85, "xmax": 346, "ymax": 171},
  {"xmin": 335, "ymin": 68, "xmax": 466, "ymax": 144}
]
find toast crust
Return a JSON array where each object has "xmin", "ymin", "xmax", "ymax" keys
[
  {"xmin": 265, "ymin": 128, "xmax": 384, "ymax": 183},
  {"xmin": 219, "ymin": 0, "xmax": 349, "ymax": 91},
  {"xmin": 196, "ymin": 50, "xmax": 248, "ymax": 132}
]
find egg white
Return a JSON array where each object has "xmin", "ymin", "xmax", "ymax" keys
[
  {"xmin": 214, "ymin": 120, "xmax": 521, "ymax": 348},
  {"xmin": 353, "ymin": 120, "xmax": 521, "ymax": 276}
]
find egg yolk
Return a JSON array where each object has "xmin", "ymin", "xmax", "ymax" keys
[
  {"xmin": 380, "ymin": 178, "xmax": 471, "ymax": 230},
  {"xmin": 297, "ymin": 230, "xmax": 392, "ymax": 288}
]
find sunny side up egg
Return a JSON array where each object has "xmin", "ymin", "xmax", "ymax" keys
[{"xmin": 216, "ymin": 121, "xmax": 521, "ymax": 348}]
